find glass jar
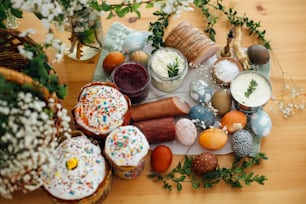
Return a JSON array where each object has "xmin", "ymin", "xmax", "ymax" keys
[
  {"xmin": 65, "ymin": 7, "xmax": 103, "ymax": 61},
  {"xmin": 111, "ymin": 61, "xmax": 150, "ymax": 104},
  {"xmin": 149, "ymin": 47, "xmax": 188, "ymax": 92}
]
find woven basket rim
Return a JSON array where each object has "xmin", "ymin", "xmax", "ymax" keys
[{"xmin": 0, "ymin": 66, "xmax": 55, "ymax": 101}]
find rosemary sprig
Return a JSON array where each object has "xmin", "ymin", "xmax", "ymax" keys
[
  {"xmin": 245, "ymin": 79, "xmax": 258, "ymax": 98},
  {"xmin": 167, "ymin": 57, "xmax": 180, "ymax": 77},
  {"xmin": 148, "ymin": 153, "xmax": 268, "ymax": 191}
]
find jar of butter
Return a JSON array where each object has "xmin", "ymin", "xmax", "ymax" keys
[{"xmin": 148, "ymin": 47, "xmax": 188, "ymax": 92}]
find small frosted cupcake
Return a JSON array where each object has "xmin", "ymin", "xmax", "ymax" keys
[
  {"xmin": 41, "ymin": 134, "xmax": 112, "ymax": 204},
  {"xmin": 72, "ymin": 82, "xmax": 131, "ymax": 142},
  {"xmin": 104, "ymin": 125, "xmax": 149, "ymax": 179}
]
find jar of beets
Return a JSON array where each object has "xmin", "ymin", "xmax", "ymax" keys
[{"xmin": 111, "ymin": 61, "xmax": 150, "ymax": 104}]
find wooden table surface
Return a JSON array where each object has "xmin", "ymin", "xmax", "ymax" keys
[{"xmin": 1, "ymin": 0, "xmax": 306, "ymax": 203}]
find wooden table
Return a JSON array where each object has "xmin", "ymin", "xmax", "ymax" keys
[{"xmin": 1, "ymin": 1, "xmax": 306, "ymax": 203}]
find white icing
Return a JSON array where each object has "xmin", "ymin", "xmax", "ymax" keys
[
  {"xmin": 74, "ymin": 84, "xmax": 129, "ymax": 135},
  {"xmin": 104, "ymin": 125, "xmax": 149, "ymax": 166},
  {"xmin": 41, "ymin": 136, "xmax": 106, "ymax": 200},
  {"xmin": 231, "ymin": 72, "xmax": 271, "ymax": 107}
]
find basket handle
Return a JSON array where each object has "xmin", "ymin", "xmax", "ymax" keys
[{"xmin": 0, "ymin": 66, "xmax": 56, "ymax": 101}]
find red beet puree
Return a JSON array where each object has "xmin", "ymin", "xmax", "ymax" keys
[{"xmin": 112, "ymin": 62, "xmax": 150, "ymax": 104}]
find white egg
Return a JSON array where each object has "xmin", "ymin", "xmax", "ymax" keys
[{"xmin": 250, "ymin": 110, "xmax": 272, "ymax": 137}]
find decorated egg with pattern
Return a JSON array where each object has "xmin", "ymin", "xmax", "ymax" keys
[
  {"xmin": 190, "ymin": 79, "xmax": 212, "ymax": 104},
  {"xmin": 189, "ymin": 106, "xmax": 215, "ymax": 129},
  {"xmin": 250, "ymin": 110, "xmax": 272, "ymax": 137}
]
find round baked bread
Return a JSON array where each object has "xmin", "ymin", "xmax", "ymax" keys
[
  {"xmin": 41, "ymin": 135, "xmax": 112, "ymax": 204},
  {"xmin": 104, "ymin": 125, "xmax": 150, "ymax": 179},
  {"xmin": 72, "ymin": 82, "xmax": 131, "ymax": 141}
]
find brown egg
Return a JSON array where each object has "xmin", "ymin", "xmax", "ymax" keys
[
  {"xmin": 150, "ymin": 145, "xmax": 173, "ymax": 173},
  {"xmin": 212, "ymin": 89, "xmax": 232, "ymax": 116},
  {"xmin": 198, "ymin": 128, "xmax": 228, "ymax": 150},
  {"xmin": 221, "ymin": 110, "xmax": 247, "ymax": 133},
  {"xmin": 102, "ymin": 51, "xmax": 125, "ymax": 74},
  {"xmin": 192, "ymin": 152, "xmax": 218, "ymax": 175}
]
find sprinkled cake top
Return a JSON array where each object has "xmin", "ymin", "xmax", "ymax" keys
[
  {"xmin": 74, "ymin": 83, "xmax": 129, "ymax": 135},
  {"xmin": 41, "ymin": 135, "xmax": 106, "ymax": 200},
  {"xmin": 104, "ymin": 125, "xmax": 149, "ymax": 167}
]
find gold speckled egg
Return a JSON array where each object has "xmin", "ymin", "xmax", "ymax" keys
[
  {"xmin": 129, "ymin": 50, "xmax": 150, "ymax": 66},
  {"xmin": 198, "ymin": 128, "xmax": 228, "ymax": 150},
  {"xmin": 221, "ymin": 110, "xmax": 247, "ymax": 134},
  {"xmin": 211, "ymin": 90, "xmax": 232, "ymax": 116}
]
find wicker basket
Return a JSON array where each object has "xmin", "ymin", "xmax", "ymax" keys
[
  {"xmin": 0, "ymin": 28, "xmax": 67, "ymax": 99},
  {"xmin": 0, "ymin": 65, "xmax": 71, "ymax": 198},
  {"xmin": 0, "ymin": 28, "xmax": 39, "ymax": 71},
  {"xmin": 0, "ymin": 66, "xmax": 53, "ymax": 100}
]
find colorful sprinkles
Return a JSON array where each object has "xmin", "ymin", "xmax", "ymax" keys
[
  {"xmin": 41, "ymin": 135, "xmax": 106, "ymax": 200},
  {"xmin": 74, "ymin": 83, "xmax": 129, "ymax": 135},
  {"xmin": 105, "ymin": 126, "xmax": 149, "ymax": 167}
]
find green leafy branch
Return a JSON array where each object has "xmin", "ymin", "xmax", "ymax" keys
[
  {"xmin": 194, "ymin": 0, "xmax": 271, "ymax": 49},
  {"xmin": 148, "ymin": 0, "xmax": 270, "ymax": 52},
  {"xmin": 148, "ymin": 153, "xmax": 268, "ymax": 191},
  {"xmin": 91, "ymin": 0, "xmax": 155, "ymax": 19},
  {"xmin": 23, "ymin": 44, "xmax": 67, "ymax": 99},
  {"xmin": 147, "ymin": 11, "xmax": 170, "ymax": 53}
]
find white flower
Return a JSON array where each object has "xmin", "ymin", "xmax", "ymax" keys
[
  {"xmin": 17, "ymin": 45, "xmax": 33, "ymax": 59},
  {"xmin": 18, "ymin": 28, "xmax": 36, "ymax": 37}
]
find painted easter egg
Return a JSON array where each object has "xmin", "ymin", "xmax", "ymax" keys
[
  {"xmin": 250, "ymin": 110, "xmax": 272, "ymax": 137},
  {"xmin": 190, "ymin": 79, "xmax": 212, "ymax": 104},
  {"xmin": 189, "ymin": 106, "xmax": 215, "ymax": 129},
  {"xmin": 211, "ymin": 89, "xmax": 232, "ymax": 116},
  {"xmin": 122, "ymin": 32, "xmax": 146, "ymax": 54},
  {"xmin": 199, "ymin": 128, "xmax": 228, "ymax": 150},
  {"xmin": 232, "ymin": 129, "xmax": 254, "ymax": 158},
  {"xmin": 221, "ymin": 110, "xmax": 247, "ymax": 133},
  {"xmin": 175, "ymin": 118, "xmax": 197, "ymax": 146},
  {"xmin": 151, "ymin": 145, "xmax": 173, "ymax": 173}
]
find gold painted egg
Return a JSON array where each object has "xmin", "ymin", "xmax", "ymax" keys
[
  {"xmin": 221, "ymin": 110, "xmax": 247, "ymax": 134},
  {"xmin": 198, "ymin": 128, "xmax": 228, "ymax": 150}
]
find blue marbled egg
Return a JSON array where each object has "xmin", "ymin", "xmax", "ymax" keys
[
  {"xmin": 190, "ymin": 80, "xmax": 212, "ymax": 104},
  {"xmin": 250, "ymin": 110, "xmax": 272, "ymax": 137},
  {"xmin": 122, "ymin": 32, "xmax": 146, "ymax": 54},
  {"xmin": 189, "ymin": 106, "xmax": 215, "ymax": 129}
]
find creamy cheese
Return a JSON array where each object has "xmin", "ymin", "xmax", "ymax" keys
[
  {"xmin": 149, "ymin": 47, "xmax": 188, "ymax": 92},
  {"xmin": 150, "ymin": 49, "xmax": 185, "ymax": 77},
  {"xmin": 231, "ymin": 72, "xmax": 271, "ymax": 107}
]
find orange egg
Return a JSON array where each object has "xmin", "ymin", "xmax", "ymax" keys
[
  {"xmin": 198, "ymin": 128, "xmax": 228, "ymax": 150},
  {"xmin": 150, "ymin": 145, "xmax": 173, "ymax": 173},
  {"xmin": 102, "ymin": 51, "xmax": 125, "ymax": 74},
  {"xmin": 221, "ymin": 110, "xmax": 247, "ymax": 133}
]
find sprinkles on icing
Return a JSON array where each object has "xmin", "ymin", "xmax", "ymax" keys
[
  {"xmin": 104, "ymin": 125, "xmax": 149, "ymax": 167},
  {"xmin": 74, "ymin": 83, "xmax": 129, "ymax": 135},
  {"xmin": 41, "ymin": 135, "xmax": 106, "ymax": 200}
]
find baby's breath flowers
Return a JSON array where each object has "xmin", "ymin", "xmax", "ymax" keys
[
  {"xmin": 271, "ymin": 84, "xmax": 305, "ymax": 119},
  {"xmin": 0, "ymin": 92, "xmax": 71, "ymax": 199}
]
